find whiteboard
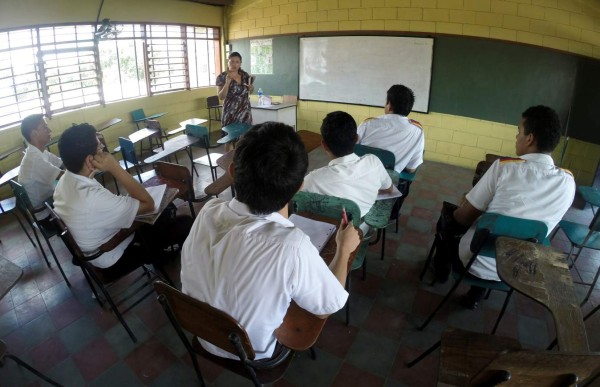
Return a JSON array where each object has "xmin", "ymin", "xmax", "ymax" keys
[{"xmin": 299, "ymin": 36, "xmax": 434, "ymax": 113}]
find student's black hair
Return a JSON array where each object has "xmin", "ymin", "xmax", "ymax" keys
[
  {"xmin": 229, "ymin": 51, "xmax": 242, "ymax": 61},
  {"xmin": 58, "ymin": 123, "xmax": 98, "ymax": 173},
  {"xmin": 386, "ymin": 84, "xmax": 415, "ymax": 116},
  {"xmin": 521, "ymin": 105, "xmax": 561, "ymax": 153},
  {"xmin": 233, "ymin": 122, "xmax": 308, "ymax": 215},
  {"xmin": 21, "ymin": 114, "xmax": 45, "ymax": 142},
  {"xmin": 320, "ymin": 111, "xmax": 357, "ymax": 157}
]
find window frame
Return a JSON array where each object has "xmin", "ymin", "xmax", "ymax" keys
[{"xmin": 0, "ymin": 22, "xmax": 221, "ymax": 130}]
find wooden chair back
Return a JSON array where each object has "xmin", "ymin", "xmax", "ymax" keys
[
  {"xmin": 207, "ymin": 95, "xmax": 221, "ymax": 109},
  {"xmin": 154, "ymin": 281, "xmax": 256, "ymax": 359},
  {"xmin": 297, "ymin": 130, "xmax": 321, "ymax": 153},
  {"xmin": 154, "ymin": 161, "xmax": 194, "ymax": 200}
]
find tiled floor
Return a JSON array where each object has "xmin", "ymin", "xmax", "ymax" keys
[{"xmin": 0, "ymin": 145, "xmax": 599, "ymax": 386}]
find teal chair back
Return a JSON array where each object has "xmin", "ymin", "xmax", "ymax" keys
[
  {"xmin": 186, "ymin": 124, "xmax": 211, "ymax": 148},
  {"xmin": 471, "ymin": 213, "xmax": 548, "ymax": 259},
  {"xmin": 131, "ymin": 108, "xmax": 146, "ymax": 122},
  {"xmin": 354, "ymin": 144, "xmax": 395, "ymax": 170},
  {"xmin": 292, "ymin": 191, "xmax": 361, "ymax": 227},
  {"xmin": 399, "ymin": 169, "xmax": 417, "ymax": 182},
  {"xmin": 292, "ymin": 191, "xmax": 366, "ymax": 273},
  {"xmin": 118, "ymin": 137, "xmax": 140, "ymax": 168}
]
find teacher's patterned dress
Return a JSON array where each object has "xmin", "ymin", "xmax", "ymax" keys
[{"xmin": 216, "ymin": 70, "xmax": 253, "ymax": 127}]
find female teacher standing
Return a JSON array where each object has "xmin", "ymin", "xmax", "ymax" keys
[{"xmin": 216, "ymin": 52, "xmax": 254, "ymax": 130}]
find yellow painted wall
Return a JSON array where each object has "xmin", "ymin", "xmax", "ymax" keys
[
  {"xmin": 0, "ymin": 0, "xmax": 223, "ymax": 30},
  {"xmin": 0, "ymin": 0, "xmax": 224, "ymax": 197},
  {"xmin": 229, "ymin": 0, "xmax": 600, "ymax": 58},
  {"xmin": 229, "ymin": 0, "xmax": 600, "ymax": 185}
]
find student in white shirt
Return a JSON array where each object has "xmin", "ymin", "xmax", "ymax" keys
[
  {"xmin": 54, "ymin": 124, "xmax": 192, "ymax": 280},
  {"xmin": 180, "ymin": 122, "xmax": 360, "ymax": 360},
  {"xmin": 357, "ymin": 84, "xmax": 424, "ymax": 175},
  {"xmin": 451, "ymin": 105, "xmax": 575, "ymax": 309},
  {"xmin": 303, "ymin": 111, "xmax": 393, "ymax": 219},
  {"xmin": 18, "ymin": 114, "xmax": 63, "ymax": 222}
]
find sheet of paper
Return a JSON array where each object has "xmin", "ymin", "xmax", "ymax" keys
[
  {"xmin": 376, "ymin": 185, "xmax": 402, "ymax": 201},
  {"xmin": 289, "ymin": 214, "xmax": 336, "ymax": 252},
  {"xmin": 144, "ymin": 184, "xmax": 167, "ymax": 215}
]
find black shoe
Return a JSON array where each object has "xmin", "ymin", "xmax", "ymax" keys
[{"xmin": 458, "ymin": 294, "xmax": 479, "ymax": 310}]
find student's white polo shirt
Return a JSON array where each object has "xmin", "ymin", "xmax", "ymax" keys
[
  {"xmin": 458, "ymin": 153, "xmax": 575, "ymax": 281},
  {"xmin": 180, "ymin": 198, "xmax": 348, "ymax": 360},
  {"xmin": 53, "ymin": 171, "xmax": 139, "ymax": 268},
  {"xmin": 357, "ymin": 114, "xmax": 424, "ymax": 173},
  {"xmin": 18, "ymin": 145, "xmax": 62, "ymax": 219},
  {"xmin": 302, "ymin": 153, "xmax": 392, "ymax": 217}
]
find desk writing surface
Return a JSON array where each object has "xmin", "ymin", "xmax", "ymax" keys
[
  {"xmin": 495, "ymin": 237, "xmax": 588, "ymax": 352},
  {"xmin": 96, "ymin": 118, "xmax": 122, "ymax": 132},
  {"xmin": 143, "ymin": 135, "xmax": 199, "ymax": 164},
  {"xmin": 0, "ymin": 166, "xmax": 20, "ymax": 187},
  {"xmin": 129, "ymin": 128, "xmax": 159, "ymax": 144}
]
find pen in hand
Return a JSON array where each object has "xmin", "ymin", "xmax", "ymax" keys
[{"xmin": 342, "ymin": 206, "xmax": 348, "ymax": 226}]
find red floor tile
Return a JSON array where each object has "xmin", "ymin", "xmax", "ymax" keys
[
  {"xmin": 181, "ymin": 351, "xmax": 225, "ymax": 383},
  {"xmin": 49, "ymin": 297, "xmax": 87, "ymax": 331},
  {"xmin": 363, "ymin": 304, "xmax": 409, "ymax": 340},
  {"xmin": 331, "ymin": 362, "xmax": 384, "ymax": 387},
  {"xmin": 134, "ymin": 298, "xmax": 168, "ymax": 333},
  {"xmin": 315, "ymin": 319, "xmax": 359, "ymax": 358},
  {"xmin": 124, "ymin": 337, "xmax": 178, "ymax": 384},
  {"xmin": 72, "ymin": 337, "xmax": 119, "ymax": 382},
  {"xmin": 390, "ymin": 346, "xmax": 439, "ymax": 387},
  {"xmin": 28, "ymin": 336, "xmax": 70, "ymax": 373}
]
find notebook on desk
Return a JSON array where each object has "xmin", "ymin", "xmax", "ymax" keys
[
  {"xmin": 376, "ymin": 185, "xmax": 402, "ymax": 201},
  {"xmin": 135, "ymin": 185, "xmax": 178, "ymax": 225},
  {"xmin": 289, "ymin": 214, "xmax": 336, "ymax": 252}
]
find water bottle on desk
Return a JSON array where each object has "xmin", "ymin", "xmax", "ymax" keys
[{"xmin": 257, "ymin": 88, "xmax": 264, "ymax": 106}]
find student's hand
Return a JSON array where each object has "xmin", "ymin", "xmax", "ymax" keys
[
  {"xmin": 91, "ymin": 151, "xmax": 120, "ymax": 174},
  {"xmin": 335, "ymin": 219, "xmax": 360, "ymax": 257}
]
